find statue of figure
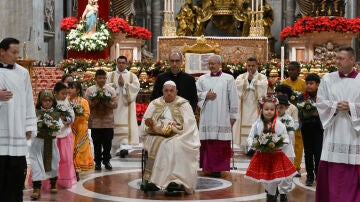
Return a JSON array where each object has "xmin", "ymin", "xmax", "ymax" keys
[
  {"xmin": 44, "ymin": 0, "xmax": 55, "ymax": 31},
  {"xmin": 193, "ymin": 5, "xmax": 206, "ymax": 36},
  {"xmin": 176, "ymin": 0, "xmax": 196, "ymax": 36},
  {"xmin": 141, "ymin": 44, "xmax": 154, "ymax": 59},
  {"xmin": 82, "ymin": 0, "xmax": 99, "ymax": 35},
  {"xmin": 263, "ymin": 0, "xmax": 274, "ymax": 38}
]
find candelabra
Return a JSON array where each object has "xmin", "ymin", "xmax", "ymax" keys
[
  {"xmin": 249, "ymin": 8, "xmax": 265, "ymax": 37},
  {"xmin": 162, "ymin": 10, "xmax": 176, "ymax": 36}
]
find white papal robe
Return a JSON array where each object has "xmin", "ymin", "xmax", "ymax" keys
[
  {"xmin": 141, "ymin": 96, "xmax": 200, "ymax": 193},
  {"xmin": 317, "ymin": 72, "xmax": 360, "ymax": 164},
  {"xmin": 107, "ymin": 69, "xmax": 140, "ymax": 153},
  {"xmin": 233, "ymin": 71, "xmax": 268, "ymax": 146}
]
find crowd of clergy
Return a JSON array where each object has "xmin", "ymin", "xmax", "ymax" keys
[{"xmin": 0, "ymin": 37, "xmax": 359, "ymax": 202}]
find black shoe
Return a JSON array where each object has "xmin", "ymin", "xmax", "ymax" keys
[
  {"xmin": 266, "ymin": 194, "xmax": 277, "ymax": 202},
  {"xmin": 166, "ymin": 182, "xmax": 185, "ymax": 192},
  {"xmin": 103, "ymin": 162, "xmax": 112, "ymax": 170},
  {"xmin": 294, "ymin": 171, "xmax": 301, "ymax": 177},
  {"xmin": 95, "ymin": 164, "xmax": 102, "ymax": 171},
  {"xmin": 76, "ymin": 172, "xmax": 80, "ymax": 181},
  {"xmin": 143, "ymin": 181, "xmax": 160, "ymax": 192},
  {"xmin": 210, "ymin": 172, "xmax": 221, "ymax": 178},
  {"xmin": 119, "ymin": 150, "xmax": 129, "ymax": 158},
  {"xmin": 305, "ymin": 177, "xmax": 314, "ymax": 186},
  {"xmin": 280, "ymin": 194, "xmax": 288, "ymax": 202}
]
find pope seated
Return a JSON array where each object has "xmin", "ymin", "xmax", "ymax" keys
[{"xmin": 141, "ymin": 80, "xmax": 200, "ymax": 194}]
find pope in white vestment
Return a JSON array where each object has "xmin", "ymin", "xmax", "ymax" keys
[
  {"xmin": 233, "ymin": 58, "xmax": 268, "ymax": 147},
  {"xmin": 107, "ymin": 56, "xmax": 140, "ymax": 156},
  {"xmin": 141, "ymin": 81, "xmax": 200, "ymax": 194}
]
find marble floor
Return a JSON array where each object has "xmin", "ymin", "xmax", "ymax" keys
[{"xmin": 23, "ymin": 148, "xmax": 316, "ymax": 202}]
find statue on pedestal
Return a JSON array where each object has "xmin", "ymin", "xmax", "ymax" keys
[{"xmin": 82, "ymin": 0, "xmax": 99, "ymax": 35}]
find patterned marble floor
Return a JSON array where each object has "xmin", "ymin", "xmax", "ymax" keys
[{"xmin": 23, "ymin": 149, "xmax": 316, "ymax": 202}]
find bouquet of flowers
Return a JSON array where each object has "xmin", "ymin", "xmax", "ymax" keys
[
  {"xmin": 252, "ymin": 132, "xmax": 286, "ymax": 152},
  {"xmin": 90, "ymin": 88, "xmax": 112, "ymax": 104},
  {"xmin": 37, "ymin": 113, "xmax": 61, "ymax": 136},
  {"xmin": 56, "ymin": 104, "xmax": 72, "ymax": 118},
  {"xmin": 280, "ymin": 118, "xmax": 295, "ymax": 132},
  {"xmin": 70, "ymin": 103, "xmax": 84, "ymax": 116},
  {"xmin": 297, "ymin": 99, "xmax": 317, "ymax": 119},
  {"xmin": 289, "ymin": 91, "xmax": 301, "ymax": 104}
]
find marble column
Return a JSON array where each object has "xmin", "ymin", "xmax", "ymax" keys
[
  {"xmin": 285, "ymin": 0, "xmax": 295, "ymax": 26},
  {"xmin": 151, "ymin": 0, "xmax": 162, "ymax": 57}
]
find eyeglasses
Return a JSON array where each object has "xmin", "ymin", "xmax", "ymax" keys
[{"xmin": 169, "ymin": 59, "xmax": 181, "ymax": 63}]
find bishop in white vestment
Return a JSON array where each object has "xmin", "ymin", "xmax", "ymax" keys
[
  {"xmin": 141, "ymin": 81, "xmax": 200, "ymax": 194},
  {"xmin": 233, "ymin": 58, "xmax": 268, "ymax": 147},
  {"xmin": 107, "ymin": 56, "xmax": 140, "ymax": 156}
]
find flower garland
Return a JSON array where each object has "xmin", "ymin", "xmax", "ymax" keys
[
  {"xmin": 66, "ymin": 21, "xmax": 111, "ymax": 52},
  {"xmin": 280, "ymin": 16, "xmax": 360, "ymax": 40}
]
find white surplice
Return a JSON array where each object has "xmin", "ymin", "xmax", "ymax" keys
[
  {"xmin": 233, "ymin": 71, "xmax": 268, "ymax": 146},
  {"xmin": 0, "ymin": 64, "xmax": 37, "ymax": 156},
  {"xmin": 316, "ymin": 72, "xmax": 360, "ymax": 164},
  {"xmin": 107, "ymin": 70, "xmax": 140, "ymax": 153},
  {"xmin": 141, "ymin": 96, "xmax": 200, "ymax": 193},
  {"xmin": 196, "ymin": 73, "xmax": 239, "ymax": 140}
]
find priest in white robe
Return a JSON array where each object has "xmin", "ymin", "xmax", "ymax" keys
[
  {"xmin": 197, "ymin": 55, "xmax": 239, "ymax": 177},
  {"xmin": 141, "ymin": 81, "xmax": 200, "ymax": 194},
  {"xmin": 315, "ymin": 46, "xmax": 360, "ymax": 202},
  {"xmin": 0, "ymin": 38, "xmax": 37, "ymax": 201},
  {"xmin": 107, "ymin": 56, "xmax": 140, "ymax": 157},
  {"xmin": 233, "ymin": 57, "xmax": 268, "ymax": 148}
]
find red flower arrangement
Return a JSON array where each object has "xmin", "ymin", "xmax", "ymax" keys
[
  {"xmin": 127, "ymin": 26, "xmax": 152, "ymax": 40},
  {"xmin": 136, "ymin": 103, "xmax": 149, "ymax": 124},
  {"xmin": 60, "ymin": 17, "xmax": 79, "ymax": 32},
  {"xmin": 280, "ymin": 16, "xmax": 360, "ymax": 40},
  {"xmin": 107, "ymin": 17, "xmax": 131, "ymax": 33}
]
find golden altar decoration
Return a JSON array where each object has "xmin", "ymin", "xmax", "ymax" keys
[
  {"xmin": 181, "ymin": 35, "xmax": 220, "ymax": 74},
  {"xmin": 158, "ymin": 35, "xmax": 268, "ymax": 62}
]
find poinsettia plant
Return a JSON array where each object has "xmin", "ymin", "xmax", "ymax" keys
[
  {"xmin": 60, "ymin": 17, "xmax": 79, "ymax": 32},
  {"xmin": 107, "ymin": 17, "xmax": 131, "ymax": 33},
  {"xmin": 280, "ymin": 16, "xmax": 360, "ymax": 40},
  {"xmin": 127, "ymin": 26, "xmax": 152, "ymax": 40}
]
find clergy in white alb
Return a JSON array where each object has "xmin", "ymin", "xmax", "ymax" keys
[
  {"xmin": 0, "ymin": 37, "xmax": 37, "ymax": 201},
  {"xmin": 107, "ymin": 56, "xmax": 140, "ymax": 156},
  {"xmin": 197, "ymin": 55, "xmax": 239, "ymax": 176},
  {"xmin": 233, "ymin": 57, "xmax": 268, "ymax": 147},
  {"xmin": 141, "ymin": 81, "xmax": 200, "ymax": 194},
  {"xmin": 315, "ymin": 46, "xmax": 360, "ymax": 202}
]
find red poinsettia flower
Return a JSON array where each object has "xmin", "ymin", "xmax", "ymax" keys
[
  {"xmin": 107, "ymin": 17, "xmax": 131, "ymax": 33},
  {"xmin": 60, "ymin": 17, "xmax": 78, "ymax": 32},
  {"xmin": 126, "ymin": 26, "xmax": 152, "ymax": 40},
  {"xmin": 280, "ymin": 16, "xmax": 360, "ymax": 40}
]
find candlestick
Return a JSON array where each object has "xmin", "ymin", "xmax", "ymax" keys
[
  {"xmin": 281, "ymin": 46, "xmax": 285, "ymax": 80},
  {"xmin": 115, "ymin": 43, "xmax": 120, "ymax": 60}
]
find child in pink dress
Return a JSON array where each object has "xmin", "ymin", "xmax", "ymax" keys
[{"xmin": 54, "ymin": 82, "xmax": 77, "ymax": 188}]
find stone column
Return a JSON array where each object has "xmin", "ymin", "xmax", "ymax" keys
[
  {"xmin": 285, "ymin": 0, "xmax": 295, "ymax": 26},
  {"xmin": 151, "ymin": 0, "xmax": 162, "ymax": 57}
]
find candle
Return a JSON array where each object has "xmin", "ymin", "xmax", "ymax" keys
[
  {"xmin": 256, "ymin": 0, "xmax": 258, "ymax": 12},
  {"xmin": 164, "ymin": 0, "xmax": 167, "ymax": 11},
  {"xmin": 171, "ymin": 0, "xmax": 174, "ymax": 13},
  {"xmin": 115, "ymin": 43, "xmax": 120, "ymax": 60},
  {"xmin": 260, "ymin": 0, "xmax": 263, "ymax": 11},
  {"xmin": 281, "ymin": 46, "xmax": 285, "ymax": 80},
  {"xmin": 252, "ymin": 0, "xmax": 254, "ymax": 12}
]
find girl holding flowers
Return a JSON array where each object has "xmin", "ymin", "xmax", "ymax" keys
[
  {"xmin": 30, "ymin": 90, "xmax": 64, "ymax": 200},
  {"xmin": 245, "ymin": 95, "xmax": 296, "ymax": 202},
  {"xmin": 53, "ymin": 82, "xmax": 77, "ymax": 188},
  {"xmin": 68, "ymin": 81, "xmax": 94, "ymax": 175}
]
